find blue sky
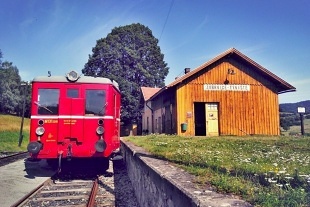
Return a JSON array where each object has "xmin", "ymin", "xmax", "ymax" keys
[{"xmin": 0, "ymin": 0, "xmax": 309, "ymax": 103}]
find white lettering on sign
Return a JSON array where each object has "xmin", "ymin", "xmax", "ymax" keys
[{"xmin": 203, "ymin": 84, "xmax": 250, "ymax": 91}]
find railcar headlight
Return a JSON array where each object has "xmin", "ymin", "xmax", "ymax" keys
[
  {"xmin": 66, "ymin": 70, "xmax": 79, "ymax": 82},
  {"xmin": 96, "ymin": 126, "xmax": 104, "ymax": 135},
  {"xmin": 95, "ymin": 140, "xmax": 106, "ymax": 152},
  {"xmin": 27, "ymin": 142, "xmax": 42, "ymax": 154},
  {"xmin": 35, "ymin": 127, "xmax": 45, "ymax": 136}
]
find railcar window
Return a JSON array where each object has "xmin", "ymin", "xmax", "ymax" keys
[
  {"xmin": 37, "ymin": 89, "xmax": 59, "ymax": 115},
  {"xmin": 85, "ymin": 90, "xmax": 106, "ymax": 116},
  {"xmin": 67, "ymin": 89, "xmax": 79, "ymax": 98}
]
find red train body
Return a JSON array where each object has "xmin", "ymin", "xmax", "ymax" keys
[{"xmin": 27, "ymin": 71, "xmax": 121, "ymax": 169}]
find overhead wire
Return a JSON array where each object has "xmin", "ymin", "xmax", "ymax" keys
[{"xmin": 159, "ymin": 0, "xmax": 174, "ymax": 42}]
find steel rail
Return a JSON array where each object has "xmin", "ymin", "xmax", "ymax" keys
[
  {"xmin": 0, "ymin": 152, "xmax": 28, "ymax": 167},
  {"xmin": 87, "ymin": 178, "xmax": 99, "ymax": 207},
  {"xmin": 10, "ymin": 178, "xmax": 51, "ymax": 207},
  {"xmin": 0, "ymin": 152, "xmax": 28, "ymax": 160}
]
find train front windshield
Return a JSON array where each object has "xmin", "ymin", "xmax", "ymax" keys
[
  {"xmin": 85, "ymin": 89, "xmax": 106, "ymax": 116},
  {"xmin": 36, "ymin": 89, "xmax": 60, "ymax": 115},
  {"xmin": 35, "ymin": 88, "xmax": 107, "ymax": 116}
]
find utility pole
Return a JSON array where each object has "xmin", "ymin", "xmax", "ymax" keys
[
  {"xmin": 297, "ymin": 107, "xmax": 305, "ymax": 136},
  {"xmin": 18, "ymin": 81, "xmax": 28, "ymax": 147}
]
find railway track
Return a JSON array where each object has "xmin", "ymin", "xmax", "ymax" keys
[
  {"xmin": 12, "ymin": 162, "xmax": 116, "ymax": 207},
  {"xmin": 16, "ymin": 179, "xmax": 99, "ymax": 207},
  {"xmin": 0, "ymin": 152, "xmax": 28, "ymax": 167},
  {"xmin": 1, "ymin": 155, "xmax": 138, "ymax": 207}
]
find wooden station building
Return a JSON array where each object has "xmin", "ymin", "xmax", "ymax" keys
[{"xmin": 140, "ymin": 48, "xmax": 296, "ymax": 136}]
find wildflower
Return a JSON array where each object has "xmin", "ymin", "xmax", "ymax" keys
[{"xmin": 268, "ymin": 178, "xmax": 277, "ymax": 183}]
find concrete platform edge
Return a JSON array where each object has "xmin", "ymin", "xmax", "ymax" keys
[{"xmin": 121, "ymin": 138, "xmax": 253, "ymax": 207}]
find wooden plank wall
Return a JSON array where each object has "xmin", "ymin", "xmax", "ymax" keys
[{"xmin": 176, "ymin": 58, "xmax": 280, "ymax": 136}]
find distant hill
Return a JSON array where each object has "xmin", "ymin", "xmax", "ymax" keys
[{"xmin": 280, "ymin": 100, "xmax": 310, "ymax": 113}]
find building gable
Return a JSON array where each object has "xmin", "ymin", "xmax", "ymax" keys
[
  {"xmin": 147, "ymin": 48, "xmax": 296, "ymax": 136},
  {"xmin": 141, "ymin": 87, "xmax": 161, "ymax": 101},
  {"xmin": 152, "ymin": 48, "xmax": 295, "ymax": 99},
  {"xmin": 140, "ymin": 87, "xmax": 161, "ymax": 134}
]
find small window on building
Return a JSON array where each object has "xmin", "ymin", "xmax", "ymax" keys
[{"xmin": 208, "ymin": 103, "xmax": 218, "ymax": 110}]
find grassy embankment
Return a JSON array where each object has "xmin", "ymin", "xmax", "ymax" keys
[
  {"xmin": 0, "ymin": 114, "xmax": 30, "ymax": 151},
  {"xmin": 126, "ymin": 135, "xmax": 310, "ymax": 207}
]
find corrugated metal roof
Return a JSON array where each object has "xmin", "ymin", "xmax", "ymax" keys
[{"xmin": 150, "ymin": 48, "xmax": 296, "ymax": 100}]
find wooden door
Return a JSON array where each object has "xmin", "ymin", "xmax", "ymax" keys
[{"xmin": 206, "ymin": 103, "xmax": 219, "ymax": 136}]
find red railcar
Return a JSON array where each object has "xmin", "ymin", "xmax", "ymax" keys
[{"xmin": 27, "ymin": 71, "xmax": 121, "ymax": 170}]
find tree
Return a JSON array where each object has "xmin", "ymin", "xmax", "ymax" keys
[
  {"xmin": 0, "ymin": 49, "xmax": 2, "ymax": 64},
  {"xmin": 83, "ymin": 23, "xmax": 169, "ymax": 125},
  {"xmin": 0, "ymin": 61, "xmax": 22, "ymax": 114},
  {"xmin": 280, "ymin": 119, "xmax": 290, "ymax": 131}
]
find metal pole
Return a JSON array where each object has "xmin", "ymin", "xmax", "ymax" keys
[
  {"xmin": 18, "ymin": 83, "xmax": 27, "ymax": 147},
  {"xmin": 300, "ymin": 113, "xmax": 305, "ymax": 136}
]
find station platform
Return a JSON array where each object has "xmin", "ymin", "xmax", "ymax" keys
[{"xmin": 0, "ymin": 158, "xmax": 56, "ymax": 207}]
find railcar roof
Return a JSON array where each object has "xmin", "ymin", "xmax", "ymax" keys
[
  {"xmin": 32, "ymin": 75, "xmax": 119, "ymax": 89},
  {"xmin": 32, "ymin": 75, "xmax": 112, "ymax": 83}
]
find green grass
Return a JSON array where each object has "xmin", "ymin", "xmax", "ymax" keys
[
  {"xmin": 126, "ymin": 134, "xmax": 310, "ymax": 207},
  {"xmin": 1, "ymin": 114, "xmax": 309, "ymax": 205},
  {"xmin": 0, "ymin": 114, "xmax": 30, "ymax": 151},
  {"xmin": 281, "ymin": 119, "xmax": 310, "ymax": 136}
]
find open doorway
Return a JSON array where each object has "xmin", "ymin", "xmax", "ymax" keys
[
  {"xmin": 194, "ymin": 102, "xmax": 206, "ymax": 136},
  {"xmin": 194, "ymin": 102, "xmax": 219, "ymax": 136}
]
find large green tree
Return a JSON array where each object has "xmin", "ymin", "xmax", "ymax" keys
[
  {"xmin": 0, "ymin": 50, "xmax": 31, "ymax": 117},
  {"xmin": 0, "ymin": 61, "xmax": 22, "ymax": 114},
  {"xmin": 83, "ymin": 23, "xmax": 169, "ymax": 125}
]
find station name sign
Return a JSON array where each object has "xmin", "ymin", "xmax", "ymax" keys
[{"xmin": 203, "ymin": 84, "xmax": 250, "ymax": 91}]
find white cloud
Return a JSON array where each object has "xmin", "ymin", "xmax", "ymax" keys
[
  {"xmin": 195, "ymin": 15, "xmax": 209, "ymax": 32},
  {"xmin": 240, "ymin": 43, "xmax": 270, "ymax": 55},
  {"xmin": 19, "ymin": 18, "xmax": 35, "ymax": 33}
]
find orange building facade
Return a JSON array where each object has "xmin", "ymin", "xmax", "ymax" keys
[{"xmin": 141, "ymin": 48, "xmax": 295, "ymax": 136}]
